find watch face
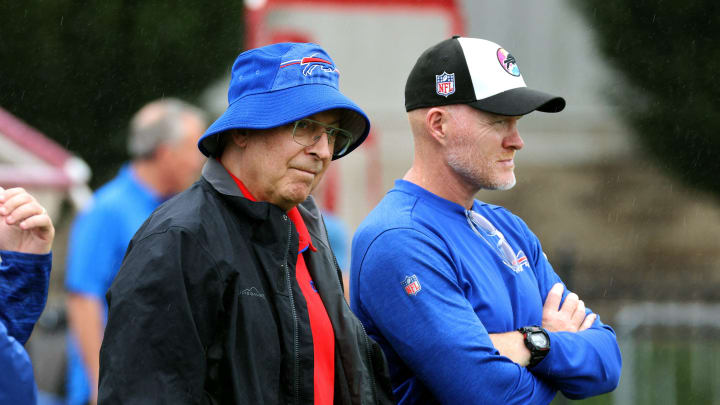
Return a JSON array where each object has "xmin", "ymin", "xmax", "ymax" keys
[{"xmin": 529, "ymin": 332, "xmax": 548, "ymax": 348}]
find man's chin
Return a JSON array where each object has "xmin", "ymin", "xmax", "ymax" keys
[
  {"xmin": 496, "ymin": 179, "xmax": 517, "ymax": 191},
  {"xmin": 484, "ymin": 176, "xmax": 517, "ymax": 191},
  {"xmin": 280, "ymin": 188, "xmax": 313, "ymax": 208}
]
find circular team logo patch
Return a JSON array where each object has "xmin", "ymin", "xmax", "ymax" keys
[{"xmin": 497, "ymin": 48, "xmax": 520, "ymax": 77}]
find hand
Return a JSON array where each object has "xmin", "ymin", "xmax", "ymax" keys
[
  {"xmin": 0, "ymin": 187, "xmax": 55, "ymax": 254},
  {"xmin": 541, "ymin": 283, "xmax": 596, "ymax": 333}
]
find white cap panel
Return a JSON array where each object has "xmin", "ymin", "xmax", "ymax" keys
[{"xmin": 457, "ymin": 37, "xmax": 527, "ymax": 100}]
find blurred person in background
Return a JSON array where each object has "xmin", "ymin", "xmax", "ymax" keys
[
  {"xmin": 0, "ymin": 187, "xmax": 55, "ymax": 404},
  {"xmin": 98, "ymin": 42, "xmax": 393, "ymax": 404},
  {"xmin": 351, "ymin": 36, "xmax": 622, "ymax": 404},
  {"xmin": 65, "ymin": 98, "xmax": 207, "ymax": 405}
]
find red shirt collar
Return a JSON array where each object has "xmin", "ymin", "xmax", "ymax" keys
[{"xmin": 224, "ymin": 164, "xmax": 316, "ymax": 253}]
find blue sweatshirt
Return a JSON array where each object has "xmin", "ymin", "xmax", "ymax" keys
[
  {"xmin": 350, "ymin": 180, "xmax": 621, "ymax": 405},
  {"xmin": 0, "ymin": 250, "xmax": 52, "ymax": 404}
]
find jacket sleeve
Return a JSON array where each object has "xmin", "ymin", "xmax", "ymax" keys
[
  {"xmin": 0, "ymin": 320, "xmax": 37, "ymax": 404},
  {"xmin": 353, "ymin": 229, "xmax": 556, "ymax": 405},
  {"xmin": 525, "ymin": 225, "xmax": 622, "ymax": 399},
  {"xmin": 98, "ymin": 227, "xmax": 223, "ymax": 404},
  {"xmin": 0, "ymin": 250, "xmax": 52, "ymax": 345}
]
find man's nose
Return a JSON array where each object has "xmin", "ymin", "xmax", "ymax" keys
[
  {"xmin": 306, "ymin": 132, "xmax": 333, "ymax": 159},
  {"xmin": 503, "ymin": 123, "xmax": 524, "ymax": 150}
]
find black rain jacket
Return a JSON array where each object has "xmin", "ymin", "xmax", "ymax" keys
[{"xmin": 98, "ymin": 159, "xmax": 395, "ymax": 405}]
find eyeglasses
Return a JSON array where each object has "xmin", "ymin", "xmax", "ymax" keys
[
  {"xmin": 465, "ymin": 209, "xmax": 524, "ymax": 273},
  {"xmin": 291, "ymin": 118, "xmax": 353, "ymax": 157}
]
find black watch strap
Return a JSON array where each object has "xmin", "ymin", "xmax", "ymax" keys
[{"xmin": 518, "ymin": 326, "xmax": 550, "ymax": 368}]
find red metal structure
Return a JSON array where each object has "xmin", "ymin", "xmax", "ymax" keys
[
  {"xmin": 0, "ymin": 106, "xmax": 91, "ymax": 208},
  {"xmin": 245, "ymin": 0, "xmax": 464, "ymax": 50}
]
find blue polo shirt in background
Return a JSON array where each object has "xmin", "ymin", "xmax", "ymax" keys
[
  {"xmin": 322, "ymin": 211, "xmax": 350, "ymax": 270},
  {"xmin": 65, "ymin": 165, "xmax": 163, "ymax": 405}
]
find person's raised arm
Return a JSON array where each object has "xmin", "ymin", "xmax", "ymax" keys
[
  {"xmin": 0, "ymin": 187, "xmax": 54, "ymax": 344},
  {"xmin": 0, "ymin": 187, "xmax": 54, "ymax": 403}
]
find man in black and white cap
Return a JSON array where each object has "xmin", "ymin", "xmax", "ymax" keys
[{"xmin": 350, "ymin": 36, "xmax": 621, "ymax": 404}]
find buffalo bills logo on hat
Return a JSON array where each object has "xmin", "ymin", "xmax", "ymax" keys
[
  {"xmin": 401, "ymin": 274, "xmax": 422, "ymax": 296},
  {"xmin": 496, "ymin": 48, "xmax": 520, "ymax": 77},
  {"xmin": 280, "ymin": 55, "xmax": 338, "ymax": 76},
  {"xmin": 436, "ymin": 72, "xmax": 455, "ymax": 97}
]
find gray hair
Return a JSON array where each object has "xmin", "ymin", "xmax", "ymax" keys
[{"xmin": 128, "ymin": 98, "xmax": 207, "ymax": 158}]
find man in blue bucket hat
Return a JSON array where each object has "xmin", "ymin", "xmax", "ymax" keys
[{"xmin": 98, "ymin": 43, "xmax": 395, "ymax": 404}]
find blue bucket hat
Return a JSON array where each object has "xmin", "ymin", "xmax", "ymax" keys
[{"xmin": 199, "ymin": 42, "xmax": 370, "ymax": 160}]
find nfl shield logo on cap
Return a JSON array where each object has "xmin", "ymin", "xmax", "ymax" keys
[
  {"xmin": 436, "ymin": 72, "xmax": 455, "ymax": 97},
  {"xmin": 401, "ymin": 274, "xmax": 422, "ymax": 296}
]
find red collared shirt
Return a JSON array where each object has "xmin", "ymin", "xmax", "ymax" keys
[{"xmin": 225, "ymin": 168, "xmax": 335, "ymax": 405}]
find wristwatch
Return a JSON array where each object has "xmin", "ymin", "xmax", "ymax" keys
[{"xmin": 518, "ymin": 326, "xmax": 550, "ymax": 368}]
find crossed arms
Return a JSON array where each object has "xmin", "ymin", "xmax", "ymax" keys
[
  {"xmin": 352, "ymin": 228, "xmax": 622, "ymax": 404},
  {"xmin": 489, "ymin": 283, "xmax": 597, "ymax": 367}
]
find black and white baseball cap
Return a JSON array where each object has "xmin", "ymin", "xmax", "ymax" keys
[{"xmin": 405, "ymin": 36, "xmax": 566, "ymax": 115}]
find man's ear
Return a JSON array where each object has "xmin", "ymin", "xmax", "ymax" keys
[
  {"xmin": 425, "ymin": 107, "xmax": 449, "ymax": 145},
  {"xmin": 230, "ymin": 129, "xmax": 250, "ymax": 148}
]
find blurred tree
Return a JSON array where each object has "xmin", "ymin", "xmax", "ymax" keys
[
  {"xmin": 572, "ymin": 1, "xmax": 720, "ymax": 198},
  {"xmin": 0, "ymin": 1, "xmax": 243, "ymax": 187}
]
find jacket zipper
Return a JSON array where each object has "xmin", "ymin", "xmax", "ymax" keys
[
  {"xmin": 331, "ymin": 254, "xmax": 379, "ymax": 404},
  {"xmin": 282, "ymin": 214, "xmax": 300, "ymax": 405}
]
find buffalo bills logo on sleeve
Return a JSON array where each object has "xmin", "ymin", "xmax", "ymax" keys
[
  {"xmin": 401, "ymin": 274, "xmax": 422, "ymax": 296},
  {"xmin": 436, "ymin": 72, "xmax": 455, "ymax": 97},
  {"xmin": 280, "ymin": 55, "xmax": 338, "ymax": 76}
]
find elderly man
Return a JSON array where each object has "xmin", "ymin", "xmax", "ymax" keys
[
  {"xmin": 350, "ymin": 36, "xmax": 622, "ymax": 404},
  {"xmin": 0, "ymin": 187, "xmax": 55, "ymax": 404},
  {"xmin": 65, "ymin": 98, "xmax": 206, "ymax": 405},
  {"xmin": 98, "ymin": 42, "xmax": 394, "ymax": 404}
]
